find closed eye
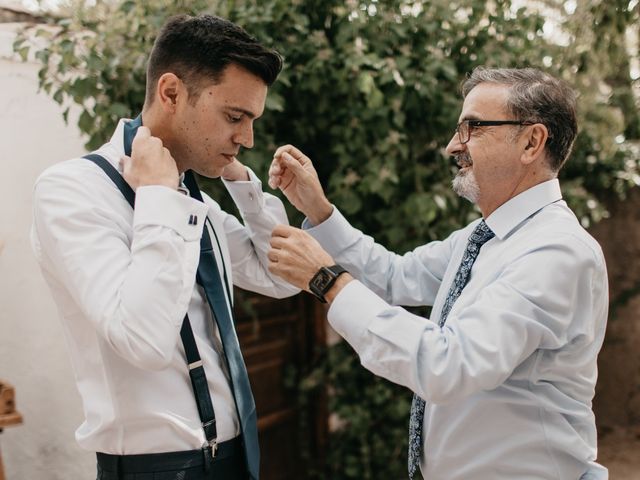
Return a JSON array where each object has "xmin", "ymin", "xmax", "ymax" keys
[{"xmin": 226, "ymin": 114, "xmax": 242, "ymax": 123}]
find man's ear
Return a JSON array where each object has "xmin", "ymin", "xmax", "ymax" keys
[
  {"xmin": 155, "ymin": 73, "xmax": 183, "ymax": 113},
  {"xmin": 521, "ymin": 123, "xmax": 549, "ymax": 166}
]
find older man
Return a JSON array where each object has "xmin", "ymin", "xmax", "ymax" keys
[{"xmin": 267, "ymin": 67, "xmax": 608, "ymax": 479}]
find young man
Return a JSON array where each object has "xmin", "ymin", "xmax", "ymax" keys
[
  {"xmin": 267, "ymin": 68, "xmax": 609, "ymax": 479},
  {"xmin": 31, "ymin": 14, "xmax": 299, "ymax": 480}
]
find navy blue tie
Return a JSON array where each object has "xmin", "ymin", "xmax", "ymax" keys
[{"xmin": 407, "ymin": 220, "xmax": 495, "ymax": 478}]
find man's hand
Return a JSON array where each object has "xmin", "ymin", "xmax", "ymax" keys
[
  {"xmin": 268, "ymin": 225, "xmax": 335, "ymax": 291},
  {"xmin": 222, "ymin": 157, "xmax": 250, "ymax": 181},
  {"xmin": 268, "ymin": 145, "xmax": 333, "ymax": 225},
  {"xmin": 121, "ymin": 126, "xmax": 179, "ymax": 191}
]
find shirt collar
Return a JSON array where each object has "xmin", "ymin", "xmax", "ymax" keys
[
  {"xmin": 108, "ymin": 118, "xmax": 129, "ymax": 158},
  {"xmin": 484, "ymin": 179, "xmax": 562, "ymax": 240},
  {"xmin": 107, "ymin": 116, "xmax": 187, "ymax": 190},
  {"xmin": 108, "ymin": 114, "xmax": 142, "ymax": 157}
]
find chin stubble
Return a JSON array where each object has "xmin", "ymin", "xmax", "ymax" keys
[{"xmin": 452, "ymin": 153, "xmax": 480, "ymax": 203}]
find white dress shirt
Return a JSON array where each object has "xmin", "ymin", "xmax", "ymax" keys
[
  {"xmin": 305, "ymin": 179, "xmax": 608, "ymax": 479},
  {"xmin": 31, "ymin": 119, "xmax": 299, "ymax": 455}
]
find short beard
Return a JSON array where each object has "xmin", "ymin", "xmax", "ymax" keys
[{"xmin": 452, "ymin": 153, "xmax": 480, "ymax": 203}]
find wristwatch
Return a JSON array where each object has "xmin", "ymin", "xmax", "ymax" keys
[{"xmin": 309, "ymin": 264, "xmax": 348, "ymax": 303}]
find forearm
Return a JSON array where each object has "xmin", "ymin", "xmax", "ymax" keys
[
  {"xmin": 327, "ymin": 280, "xmax": 547, "ymax": 405},
  {"xmin": 304, "ymin": 198, "xmax": 333, "ymax": 226},
  {"xmin": 305, "ymin": 207, "xmax": 446, "ymax": 306},
  {"xmin": 222, "ymin": 172, "xmax": 301, "ymax": 298}
]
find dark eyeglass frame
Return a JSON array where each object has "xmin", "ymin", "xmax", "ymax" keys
[{"xmin": 456, "ymin": 120, "xmax": 534, "ymax": 144}]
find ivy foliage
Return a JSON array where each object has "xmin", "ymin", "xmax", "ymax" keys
[{"xmin": 14, "ymin": 1, "xmax": 640, "ymax": 478}]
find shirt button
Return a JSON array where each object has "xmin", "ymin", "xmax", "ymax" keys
[{"xmin": 249, "ymin": 193, "xmax": 254, "ymax": 201}]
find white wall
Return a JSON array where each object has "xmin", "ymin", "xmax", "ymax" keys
[{"xmin": 0, "ymin": 23, "xmax": 94, "ymax": 479}]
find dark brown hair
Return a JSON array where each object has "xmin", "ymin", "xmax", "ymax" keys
[{"xmin": 145, "ymin": 14, "xmax": 282, "ymax": 105}]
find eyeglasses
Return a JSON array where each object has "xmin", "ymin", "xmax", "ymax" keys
[{"xmin": 455, "ymin": 120, "xmax": 533, "ymax": 144}]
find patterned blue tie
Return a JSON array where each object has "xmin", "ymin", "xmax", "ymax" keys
[{"xmin": 407, "ymin": 220, "xmax": 495, "ymax": 478}]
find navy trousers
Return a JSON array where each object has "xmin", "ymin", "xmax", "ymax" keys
[{"xmin": 96, "ymin": 437, "xmax": 248, "ymax": 480}]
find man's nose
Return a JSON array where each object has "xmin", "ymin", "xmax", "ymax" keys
[
  {"xmin": 234, "ymin": 122, "xmax": 254, "ymax": 149},
  {"xmin": 445, "ymin": 132, "xmax": 465, "ymax": 157}
]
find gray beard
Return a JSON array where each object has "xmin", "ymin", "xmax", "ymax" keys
[{"xmin": 452, "ymin": 168, "xmax": 480, "ymax": 203}]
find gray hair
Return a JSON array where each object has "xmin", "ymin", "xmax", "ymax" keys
[{"xmin": 461, "ymin": 67, "xmax": 578, "ymax": 172}]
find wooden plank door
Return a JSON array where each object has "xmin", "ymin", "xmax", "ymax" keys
[{"xmin": 235, "ymin": 290, "xmax": 328, "ymax": 479}]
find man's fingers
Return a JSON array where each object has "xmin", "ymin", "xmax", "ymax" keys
[
  {"xmin": 274, "ymin": 144, "xmax": 308, "ymax": 164},
  {"xmin": 268, "ymin": 160, "xmax": 283, "ymax": 189},
  {"xmin": 133, "ymin": 126, "xmax": 151, "ymax": 141},
  {"xmin": 120, "ymin": 155, "xmax": 131, "ymax": 170},
  {"xmin": 273, "ymin": 144, "xmax": 300, "ymax": 158},
  {"xmin": 269, "ymin": 160, "xmax": 282, "ymax": 176},
  {"xmin": 280, "ymin": 152, "xmax": 305, "ymax": 174},
  {"xmin": 267, "ymin": 260, "xmax": 283, "ymax": 276},
  {"xmin": 269, "ymin": 236, "xmax": 283, "ymax": 249},
  {"xmin": 267, "ymin": 249, "xmax": 279, "ymax": 262},
  {"xmin": 271, "ymin": 224, "xmax": 297, "ymax": 238}
]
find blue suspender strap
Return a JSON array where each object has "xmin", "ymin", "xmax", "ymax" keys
[
  {"xmin": 83, "ymin": 154, "xmax": 135, "ymax": 207},
  {"xmin": 82, "ymin": 152, "xmax": 219, "ymax": 468},
  {"xmin": 180, "ymin": 314, "xmax": 219, "ymax": 466}
]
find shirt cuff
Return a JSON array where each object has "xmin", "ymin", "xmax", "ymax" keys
[
  {"xmin": 328, "ymin": 280, "xmax": 387, "ymax": 347},
  {"xmin": 303, "ymin": 206, "xmax": 357, "ymax": 257},
  {"xmin": 134, "ymin": 185, "xmax": 208, "ymax": 241},
  {"xmin": 222, "ymin": 167, "xmax": 265, "ymax": 215}
]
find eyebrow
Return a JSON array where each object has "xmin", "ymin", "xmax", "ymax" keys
[
  {"xmin": 458, "ymin": 114, "xmax": 482, "ymax": 123},
  {"xmin": 225, "ymin": 106, "xmax": 258, "ymax": 119}
]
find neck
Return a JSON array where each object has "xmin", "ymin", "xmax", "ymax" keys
[
  {"xmin": 480, "ymin": 168, "xmax": 556, "ymax": 218},
  {"xmin": 140, "ymin": 105, "xmax": 186, "ymax": 173}
]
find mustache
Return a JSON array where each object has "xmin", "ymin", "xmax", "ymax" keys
[{"xmin": 454, "ymin": 152, "xmax": 473, "ymax": 168}]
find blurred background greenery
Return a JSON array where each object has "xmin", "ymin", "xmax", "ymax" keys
[{"xmin": 14, "ymin": 1, "xmax": 640, "ymax": 477}]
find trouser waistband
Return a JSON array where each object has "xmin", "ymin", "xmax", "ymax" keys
[{"xmin": 96, "ymin": 436, "xmax": 243, "ymax": 473}]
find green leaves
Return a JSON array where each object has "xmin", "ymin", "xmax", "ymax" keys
[
  {"xmin": 300, "ymin": 341, "xmax": 412, "ymax": 479},
  {"xmin": 13, "ymin": 0, "xmax": 640, "ymax": 476}
]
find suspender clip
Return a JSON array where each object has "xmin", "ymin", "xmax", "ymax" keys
[
  {"xmin": 202, "ymin": 437, "xmax": 217, "ymax": 472},
  {"xmin": 209, "ymin": 439, "xmax": 218, "ymax": 458},
  {"xmin": 203, "ymin": 438, "xmax": 217, "ymax": 458},
  {"xmin": 202, "ymin": 418, "xmax": 218, "ymax": 459}
]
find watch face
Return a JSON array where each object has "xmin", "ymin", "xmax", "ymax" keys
[{"xmin": 310, "ymin": 269, "xmax": 333, "ymax": 292}]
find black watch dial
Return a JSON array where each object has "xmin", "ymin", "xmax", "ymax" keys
[
  {"xmin": 310, "ymin": 268, "xmax": 334, "ymax": 293},
  {"xmin": 309, "ymin": 265, "xmax": 347, "ymax": 303}
]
